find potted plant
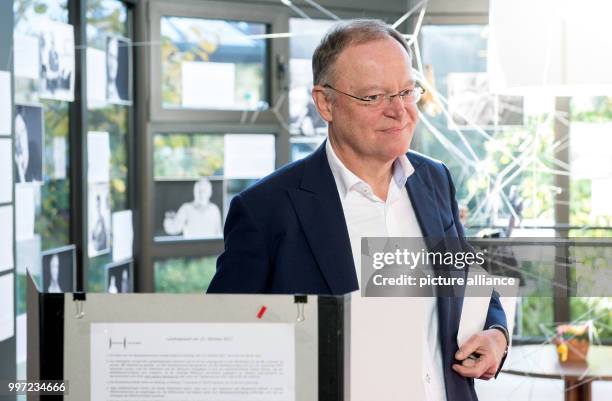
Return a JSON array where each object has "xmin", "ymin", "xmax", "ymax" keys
[{"xmin": 554, "ymin": 322, "xmax": 591, "ymax": 364}]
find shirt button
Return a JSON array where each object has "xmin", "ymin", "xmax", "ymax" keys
[{"xmin": 425, "ymin": 374, "xmax": 431, "ymax": 383}]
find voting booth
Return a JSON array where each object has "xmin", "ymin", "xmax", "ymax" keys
[
  {"xmin": 27, "ymin": 276, "xmax": 349, "ymax": 401},
  {"xmin": 27, "ymin": 273, "xmax": 518, "ymax": 401}
]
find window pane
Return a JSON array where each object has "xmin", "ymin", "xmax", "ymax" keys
[
  {"xmin": 153, "ymin": 133, "xmax": 273, "ymax": 240},
  {"xmin": 160, "ymin": 16, "xmax": 268, "ymax": 111},
  {"xmin": 155, "ymin": 256, "xmax": 218, "ymax": 293},
  {"xmin": 86, "ymin": 0, "xmax": 131, "ymax": 292},
  {"xmin": 289, "ymin": 18, "xmax": 334, "ymax": 136}
]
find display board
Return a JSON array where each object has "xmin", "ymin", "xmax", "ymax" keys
[{"xmin": 27, "ymin": 279, "xmax": 348, "ymax": 401}]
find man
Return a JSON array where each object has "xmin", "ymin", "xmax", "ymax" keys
[
  {"xmin": 208, "ymin": 20, "xmax": 508, "ymax": 401},
  {"xmin": 163, "ymin": 177, "xmax": 223, "ymax": 238}
]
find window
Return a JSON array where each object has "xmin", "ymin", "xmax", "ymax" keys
[
  {"xmin": 86, "ymin": 0, "xmax": 134, "ymax": 293},
  {"xmin": 160, "ymin": 17, "xmax": 269, "ymax": 111},
  {"xmin": 153, "ymin": 132, "xmax": 274, "ymax": 242}
]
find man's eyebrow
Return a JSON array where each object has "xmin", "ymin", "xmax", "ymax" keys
[{"xmin": 356, "ymin": 81, "xmax": 417, "ymax": 93}]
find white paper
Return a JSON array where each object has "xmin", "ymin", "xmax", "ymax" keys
[
  {"xmin": 111, "ymin": 210, "xmax": 133, "ymax": 262},
  {"xmin": 39, "ymin": 20, "xmax": 75, "ymax": 102},
  {"xmin": 181, "ymin": 61, "xmax": 235, "ymax": 109},
  {"xmin": 0, "ymin": 139, "xmax": 12, "ymax": 203},
  {"xmin": 87, "ymin": 131, "xmax": 110, "ymax": 183},
  {"xmin": 224, "ymin": 134, "xmax": 275, "ymax": 179},
  {"xmin": 0, "ymin": 206, "xmax": 14, "ymax": 272},
  {"xmin": 16, "ymin": 235, "xmax": 41, "ymax": 276},
  {"xmin": 350, "ymin": 294, "xmax": 426, "ymax": 401},
  {"xmin": 0, "ymin": 273, "xmax": 15, "ymax": 342},
  {"xmin": 14, "ymin": 35, "xmax": 41, "ymax": 80},
  {"xmin": 15, "ymin": 185, "xmax": 36, "ymax": 241},
  {"xmin": 90, "ymin": 323, "xmax": 295, "ymax": 401},
  {"xmin": 53, "ymin": 137, "xmax": 67, "ymax": 179},
  {"xmin": 457, "ymin": 268, "xmax": 494, "ymax": 348},
  {"xmin": 0, "ymin": 71, "xmax": 11, "ymax": 135},
  {"xmin": 87, "ymin": 48, "xmax": 108, "ymax": 108}
]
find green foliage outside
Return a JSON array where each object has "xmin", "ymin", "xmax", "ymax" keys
[
  {"xmin": 154, "ymin": 134, "xmax": 224, "ymax": 178},
  {"xmin": 155, "ymin": 257, "xmax": 218, "ymax": 293}
]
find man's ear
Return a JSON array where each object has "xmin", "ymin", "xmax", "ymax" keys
[{"xmin": 311, "ymin": 85, "xmax": 333, "ymax": 123}]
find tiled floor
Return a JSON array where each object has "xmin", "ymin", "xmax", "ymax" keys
[{"xmin": 476, "ymin": 372, "xmax": 612, "ymax": 401}]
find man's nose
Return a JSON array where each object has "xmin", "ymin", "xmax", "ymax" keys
[{"xmin": 383, "ymin": 95, "xmax": 407, "ymax": 119}]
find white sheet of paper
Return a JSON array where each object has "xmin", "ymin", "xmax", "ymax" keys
[
  {"xmin": 87, "ymin": 131, "xmax": 110, "ymax": 183},
  {"xmin": 0, "ymin": 206, "xmax": 14, "ymax": 272},
  {"xmin": 0, "ymin": 71, "xmax": 11, "ymax": 135},
  {"xmin": 181, "ymin": 61, "xmax": 235, "ymax": 109},
  {"xmin": 457, "ymin": 268, "xmax": 493, "ymax": 348},
  {"xmin": 0, "ymin": 273, "xmax": 15, "ymax": 342},
  {"xmin": 0, "ymin": 139, "xmax": 13, "ymax": 203},
  {"xmin": 16, "ymin": 235, "xmax": 41, "ymax": 277},
  {"xmin": 14, "ymin": 35, "xmax": 40, "ymax": 80},
  {"xmin": 224, "ymin": 134, "xmax": 275, "ymax": 179},
  {"xmin": 90, "ymin": 322, "xmax": 295, "ymax": 401},
  {"xmin": 87, "ymin": 48, "xmax": 108, "ymax": 108},
  {"xmin": 350, "ymin": 293, "xmax": 425, "ymax": 401},
  {"xmin": 53, "ymin": 137, "xmax": 67, "ymax": 179},
  {"xmin": 112, "ymin": 210, "xmax": 133, "ymax": 262},
  {"xmin": 15, "ymin": 185, "xmax": 36, "ymax": 241}
]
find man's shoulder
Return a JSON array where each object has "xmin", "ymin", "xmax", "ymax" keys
[
  {"xmin": 239, "ymin": 156, "xmax": 308, "ymax": 201},
  {"xmin": 407, "ymin": 149, "xmax": 448, "ymax": 175}
]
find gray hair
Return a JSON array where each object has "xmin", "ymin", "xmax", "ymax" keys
[{"xmin": 312, "ymin": 19, "xmax": 411, "ymax": 86}]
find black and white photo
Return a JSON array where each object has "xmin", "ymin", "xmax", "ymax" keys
[
  {"xmin": 155, "ymin": 178, "xmax": 223, "ymax": 239},
  {"xmin": 105, "ymin": 260, "xmax": 133, "ymax": 294},
  {"xmin": 106, "ymin": 36, "xmax": 131, "ymax": 104},
  {"xmin": 88, "ymin": 183, "xmax": 111, "ymax": 257},
  {"xmin": 41, "ymin": 245, "xmax": 75, "ymax": 294},
  {"xmin": 39, "ymin": 20, "xmax": 75, "ymax": 101},
  {"xmin": 14, "ymin": 104, "xmax": 44, "ymax": 183}
]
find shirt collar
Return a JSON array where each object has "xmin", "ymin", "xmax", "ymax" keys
[{"xmin": 325, "ymin": 139, "xmax": 415, "ymax": 199}]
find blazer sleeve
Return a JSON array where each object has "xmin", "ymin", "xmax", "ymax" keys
[{"xmin": 207, "ymin": 194, "xmax": 271, "ymax": 293}]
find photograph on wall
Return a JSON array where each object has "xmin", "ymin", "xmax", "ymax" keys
[
  {"xmin": 106, "ymin": 36, "xmax": 132, "ymax": 105},
  {"xmin": 14, "ymin": 104, "xmax": 44, "ymax": 183},
  {"xmin": 0, "ymin": 206, "xmax": 13, "ymax": 273},
  {"xmin": 39, "ymin": 20, "xmax": 75, "ymax": 102},
  {"xmin": 154, "ymin": 178, "xmax": 223, "ymax": 240},
  {"xmin": 88, "ymin": 183, "xmax": 111, "ymax": 257},
  {"xmin": 0, "ymin": 71, "xmax": 11, "ymax": 135},
  {"xmin": 104, "ymin": 260, "xmax": 133, "ymax": 294},
  {"xmin": 446, "ymin": 72, "xmax": 523, "ymax": 128},
  {"xmin": 41, "ymin": 245, "xmax": 76, "ymax": 294},
  {"xmin": 0, "ymin": 138, "xmax": 13, "ymax": 203}
]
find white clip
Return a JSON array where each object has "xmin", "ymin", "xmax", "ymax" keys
[
  {"xmin": 75, "ymin": 300, "xmax": 85, "ymax": 319},
  {"xmin": 296, "ymin": 303, "xmax": 305, "ymax": 322}
]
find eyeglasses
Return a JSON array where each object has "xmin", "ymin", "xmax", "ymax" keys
[{"xmin": 323, "ymin": 84, "xmax": 425, "ymax": 107}]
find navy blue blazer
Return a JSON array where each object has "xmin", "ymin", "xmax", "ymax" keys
[{"xmin": 208, "ymin": 142, "xmax": 507, "ymax": 401}]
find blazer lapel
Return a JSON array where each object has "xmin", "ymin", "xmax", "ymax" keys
[
  {"xmin": 287, "ymin": 142, "xmax": 358, "ymax": 295},
  {"xmin": 405, "ymin": 157, "xmax": 445, "ymax": 239}
]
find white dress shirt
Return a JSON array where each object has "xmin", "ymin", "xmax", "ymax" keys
[{"xmin": 326, "ymin": 140, "xmax": 448, "ymax": 401}]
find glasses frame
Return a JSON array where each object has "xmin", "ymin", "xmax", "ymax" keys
[{"xmin": 323, "ymin": 84, "xmax": 425, "ymax": 106}]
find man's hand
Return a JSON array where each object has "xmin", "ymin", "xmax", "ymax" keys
[{"xmin": 452, "ymin": 329, "xmax": 507, "ymax": 380}]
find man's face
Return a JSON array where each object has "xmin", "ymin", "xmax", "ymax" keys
[{"xmin": 322, "ymin": 37, "xmax": 418, "ymax": 163}]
